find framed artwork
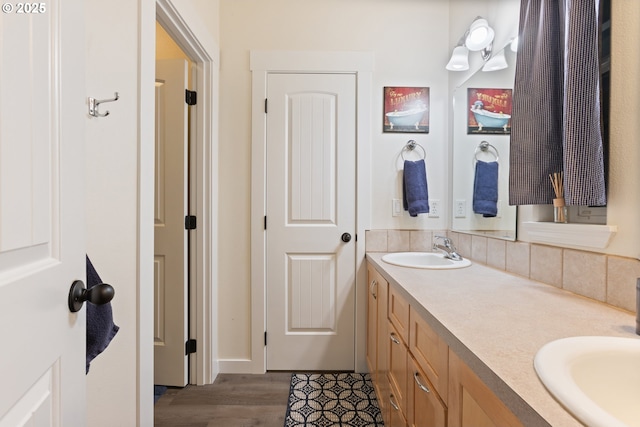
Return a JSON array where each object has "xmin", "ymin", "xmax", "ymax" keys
[
  {"xmin": 383, "ymin": 86, "xmax": 430, "ymax": 133},
  {"xmin": 467, "ymin": 88, "xmax": 513, "ymax": 134}
]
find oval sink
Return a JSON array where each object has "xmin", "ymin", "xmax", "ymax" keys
[
  {"xmin": 534, "ymin": 336, "xmax": 640, "ymax": 427},
  {"xmin": 381, "ymin": 252, "xmax": 471, "ymax": 270}
]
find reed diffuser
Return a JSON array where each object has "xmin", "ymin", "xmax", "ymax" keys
[{"xmin": 549, "ymin": 172, "xmax": 567, "ymax": 223}]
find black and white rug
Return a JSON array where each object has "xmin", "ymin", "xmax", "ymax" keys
[{"xmin": 284, "ymin": 373, "xmax": 384, "ymax": 426}]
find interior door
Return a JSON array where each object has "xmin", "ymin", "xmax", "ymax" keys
[
  {"xmin": 266, "ymin": 73, "xmax": 357, "ymax": 371},
  {"xmin": 0, "ymin": 1, "xmax": 87, "ymax": 425},
  {"xmin": 154, "ymin": 59, "xmax": 189, "ymax": 387}
]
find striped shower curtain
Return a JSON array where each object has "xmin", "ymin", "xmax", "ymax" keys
[{"xmin": 509, "ymin": 0, "xmax": 606, "ymax": 206}]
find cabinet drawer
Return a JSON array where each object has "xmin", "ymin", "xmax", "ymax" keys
[
  {"xmin": 409, "ymin": 306, "xmax": 449, "ymax": 402},
  {"xmin": 388, "ymin": 284, "xmax": 410, "ymax": 344},
  {"xmin": 384, "ymin": 378, "xmax": 407, "ymax": 427},
  {"xmin": 408, "ymin": 354, "xmax": 447, "ymax": 427},
  {"xmin": 388, "ymin": 321, "xmax": 408, "ymax": 417}
]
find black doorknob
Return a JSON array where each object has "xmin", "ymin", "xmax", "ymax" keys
[
  {"xmin": 68, "ymin": 280, "xmax": 115, "ymax": 313},
  {"xmin": 341, "ymin": 232, "xmax": 352, "ymax": 243}
]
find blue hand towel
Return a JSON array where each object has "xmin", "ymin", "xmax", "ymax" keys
[
  {"xmin": 86, "ymin": 255, "xmax": 119, "ymax": 373},
  {"xmin": 473, "ymin": 160, "xmax": 499, "ymax": 217},
  {"xmin": 402, "ymin": 159, "xmax": 429, "ymax": 217}
]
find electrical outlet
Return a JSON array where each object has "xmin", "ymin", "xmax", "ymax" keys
[
  {"xmin": 392, "ymin": 199, "xmax": 402, "ymax": 217},
  {"xmin": 455, "ymin": 199, "xmax": 466, "ymax": 218},
  {"xmin": 428, "ymin": 200, "xmax": 440, "ymax": 218}
]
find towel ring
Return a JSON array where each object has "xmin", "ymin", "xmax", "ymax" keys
[
  {"xmin": 474, "ymin": 141, "xmax": 499, "ymax": 162},
  {"xmin": 401, "ymin": 140, "xmax": 426, "ymax": 161}
]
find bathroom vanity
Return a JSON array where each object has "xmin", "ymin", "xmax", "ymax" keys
[{"xmin": 366, "ymin": 253, "xmax": 636, "ymax": 426}]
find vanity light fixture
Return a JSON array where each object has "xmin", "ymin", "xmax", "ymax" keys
[
  {"xmin": 482, "ymin": 49, "xmax": 508, "ymax": 71},
  {"xmin": 445, "ymin": 44, "xmax": 470, "ymax": 71},
  {"xmin": 510, "ymin": 35, "xmax": 519, "ymax": 52},
  {"xmin": 465, "ymin": 17, "xmax": 495, "ymax": 56},
  {"xmin": 446, "ymin": 16, "xmax": 496, "ymax": 71}
]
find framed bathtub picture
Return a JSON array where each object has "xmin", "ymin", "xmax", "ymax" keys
[
  {"xmin": 467, "ymin": 88, "xmax": 512, "ymax": 134},
  {"xmin": 383, "ymin": 86, "xmax": 429, "ymax": 133}
]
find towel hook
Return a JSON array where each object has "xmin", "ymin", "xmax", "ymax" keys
[
  {"xmin": 474, "ymin": 141, "xmax": 499, "ymax": 163},
  {"xmin": 401, "ymin": 140, "xmax": 426, "ymax": 161},
  {"xmin": 88, "ymin": 92, "xmax": 119, "ymax": 117}
]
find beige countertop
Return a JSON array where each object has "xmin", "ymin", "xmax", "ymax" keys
[{"xmin": 366, "ymin": 252, "xmax": 637, "ymax": 427}]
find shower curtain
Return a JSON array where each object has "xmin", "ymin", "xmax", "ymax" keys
[{"xmin": 509, "ymin": 0, "xmax": 606, "ymax": 206}]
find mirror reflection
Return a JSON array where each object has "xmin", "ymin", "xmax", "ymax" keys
[{"xmin": 451, "ymin": 42, "xmax": 517, "ymax": 240}]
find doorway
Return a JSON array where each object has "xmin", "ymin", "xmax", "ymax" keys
[
  {"xmin": 154, "ymin": 23, "xmax": 193, "ymax": 386},
  {"xmin": 152, "ymin": 6, "xmax": 219, "ymax": 387}
]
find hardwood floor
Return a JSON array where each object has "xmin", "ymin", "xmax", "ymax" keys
[{"xmin": 154, "ymin": 372, "xmax": 292, "ymax": 427}]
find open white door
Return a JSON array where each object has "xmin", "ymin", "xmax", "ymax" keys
[
  {"xmin": 154, "ymin": 59, "xmax": 189, "ymax": 387},
  {"xmin": 0, "ymin": 1, "xmax": 87, "ymax": 426},
  {"xmin": 266, "ymin": 73, "xmax": 357, "ymax": 371}
]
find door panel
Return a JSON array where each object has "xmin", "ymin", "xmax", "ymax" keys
[
  {"xmin": 266, "ymin": 73, "xmax": 356, "ymax": 371},
  {"xmin": 154, "ymin": 59, "xmax": 189, "ymax": 387},
  {"xmin": 0, "ymin": 0, "xmax": 86, "ymax": 425}
]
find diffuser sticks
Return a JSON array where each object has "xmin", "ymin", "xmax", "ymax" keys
[{"xmin": 549, "ymin": 172, "xmax": 567, "ymax": 223}]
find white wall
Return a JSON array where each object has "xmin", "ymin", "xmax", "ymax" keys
[
  {"xmin": 217, "ymin": 0, "xmax": 640, "ymax": 367},
  {"xmin": 84, "ymin": 0, "xmax": 143, "ymax": 425},
  {"xmin": 84, "ymin": 0, "xmax": 218, "ymax": 425},
  {"xmin": 217, "ymin": 0, "xmax": 454, "ymax": 365}
]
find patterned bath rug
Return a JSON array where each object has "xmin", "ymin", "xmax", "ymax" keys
[{"xmin": 284, "ymin": 372, "xmax": 384, "ymax": 426}]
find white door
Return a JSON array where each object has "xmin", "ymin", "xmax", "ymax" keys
[
  {"xmin": 266, "ymin": 73, "xmax": 357, "ymax": 371},
  {"xmin": 154, "ymin": 59, "xmax": 189, "ymax": 387},
  {"xmin": 0, "ymin": 1, "xmax": 87, "ymax": 426}
]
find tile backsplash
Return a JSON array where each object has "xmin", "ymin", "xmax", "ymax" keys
[{"xmin": 365, "ymin": 229, "xmax": 639, "ymax": 314}]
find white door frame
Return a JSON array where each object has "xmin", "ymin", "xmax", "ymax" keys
[
  {"xmin": 155, "ymin": 0, "xmax": 220, "ymax": 386},
  {"xmin": 247, "ymin": 51, "xmax": 373, "ymax": 374},
  {"xmin": 140, "ymin": 3, "xmax": 219, "ymax": 416}
]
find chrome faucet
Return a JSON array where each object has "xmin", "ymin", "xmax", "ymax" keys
[{"xmin": 433, "ymin": 236, "xmax": 463, "ymax": 261}]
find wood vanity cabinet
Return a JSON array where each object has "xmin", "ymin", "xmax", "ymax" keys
[
  {"xmin": 448, "ymin": 350, "xmax": 523, "ymax": 427},
  {"xmin": 366, "ymin": 261, "xmax": 524, "ymax": 427},
  {"xmin": 388, "ymin": 320, "xmax": 408, "ymax": 419},
  {"xmin": 409, "ymin": 306, "xmax": 448, "ymax": 402},
  {"xmin": 408, "ymin": 354, "xmax": 447, "ymax": 427},
  {"xmin": 366, "ymin": 263, "xmax": 390, "ymax": 425},
  {"xmin": 366, "ymin": 263, "xmax": 380, "ymax": 379}
]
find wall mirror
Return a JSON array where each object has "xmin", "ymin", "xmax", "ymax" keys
[{"xmin": 451, "ymin": 41, "xmax": 517, "ymax": 240}]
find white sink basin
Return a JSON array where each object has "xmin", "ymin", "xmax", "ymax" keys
[
  {"xmin": 381, "ymin": 252, "xmax": 471, "ymax": 269},
  {"xmin": 534, "ymin": 336, "xmax": 640, "ymax": 427}
]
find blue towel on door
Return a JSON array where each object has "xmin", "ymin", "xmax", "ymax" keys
[
  {"xmin": 86, "ymin": 255, "xmax": 119, "ymax": 373},
  {"xmin": 402, "ymin": 159, "xmax": 429, "ymax": 217},
  {"xmin": 473, "ymin": 160, "xmax": 499, "ymax": 217}
]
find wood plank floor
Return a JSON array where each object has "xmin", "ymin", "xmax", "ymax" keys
[{"xmin": 154, "ymin": 372, "xmax": 292, "ymax": 427}]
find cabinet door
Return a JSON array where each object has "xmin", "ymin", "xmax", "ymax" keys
[
  {"xmin": 388, "ymin": 321, "xmax": 408, "ymax": 415},
  {"xmin": 410, "ymin": 306, "xmax": 449, "ymax": 402},
  {"xmin": 376, "ymin": 274, "xmax": 390, "ymax": 422},
  {"xmin": 408, "ymin": 354, "xmax": 447, "ymax": 427},
  {"xmin": 366, "ymin": 263, "xmax": 379, "ymax": 378},
  {"xmin": 389, "ymin": 284, "xmax": 410, "ymax": 344},
  {"xmin": 448, "ymin": 350, "xmax": 523, "ymax": 427}
]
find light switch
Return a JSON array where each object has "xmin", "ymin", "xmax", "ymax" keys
[
  {"xmin": 392, "ymin": 199, "xmax": 402, "ymax": 217},
  {"xmin": 428, "ymin": 200, "xmax": 440, "ymax": 218},
  {"xmin": 455, "ymin": 199, "xmax": 466, "ymax": 218}
]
